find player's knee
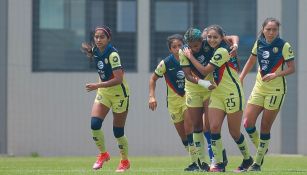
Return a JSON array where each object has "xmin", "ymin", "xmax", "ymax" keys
[
  {"xmin": 113, "ymin": 127, "xmax": 124, "ymax": 138},
  {"xmin": 243, "ymin": 117, "xmax": 250, "ymax": 129},
  {"xmin": 91, "ymin": 117, "xmax": 103, "ymax": 130}
]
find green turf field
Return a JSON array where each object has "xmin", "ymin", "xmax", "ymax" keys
[{"xmin": 1, "ymin": 155, "xmax": 307, "ymax": 175}]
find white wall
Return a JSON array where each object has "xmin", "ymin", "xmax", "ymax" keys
[{"xmin": 298, "ymin": 0, "xmax": 307, "ymax": 155}]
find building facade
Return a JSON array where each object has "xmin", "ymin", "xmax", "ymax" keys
[{"xmin": 0, "ymin": 0, "xmax": 306, "ymax": 156}]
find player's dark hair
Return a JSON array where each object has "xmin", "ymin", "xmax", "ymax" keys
[
  {"xmin": 95, "ymin": 25, "xmax": 112, "ymax": 39},
  {"xmin": 258, "ymin": 17, "xmax": 280, "ymax": 38},
  {"xmin": 184, "ymin": 27, "xmax": 202, "ymax": 44},
  {"xmin": 166, "ymin": 34, "xmax": 184, "ymax": 49},
  {"xmin": 206, "ymin": 24, "xmax": 226, "ymax": 37}
]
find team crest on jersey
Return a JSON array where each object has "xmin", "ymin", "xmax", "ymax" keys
[
  {"xmin": 213, "ymin": 54, "xmax": 222, "ymax": 61},
  {"xmin": 262, "ymin": 51, "xmax": 270, "ymax": 59},
  {"xmin": 204, "ymin": 46, "xmax": 210, "ymax": 52},
  {"xmin": 273, "ymin": 47, "xmax": 278, "ymax": 54},
  {"xmin": 97, "ymin": 61, "xmax": 104, "ymax": 69},
  {"xmin": 113, "ymin": 56, "xmax": 119, "ymax": 62},
  {"xmin": 104, "ymin": 58, "xmax": 108, "ymax": 64}
]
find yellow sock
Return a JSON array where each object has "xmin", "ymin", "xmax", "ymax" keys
[
  {"xmin": 246, "ymin": 127, "xmax": 259, "ymax": 148},
  {"xmin": 211, "ymin": 133, "xmax": 223, "ymax": 163},
  {"xmin": 236, "ymin": 134, "xmax": 251, "ymax": 159},
  {"xmin": 187, "ymin": 145, "xmax": 197, "ymax": 163},
  {"xmin": 255, "ymin": 133, "xmax": 270, "ymax": 165},
  {"xmin": 92, "ymin": 129, "xmax": 106, "ymax": 153},
  {"xmin": 187, "ymin": 133, "xmax": 198, "ymax": 163},
  {"xmin": 116, "ymin": 136, "xmax": 129, "ymax": 160},
  {"xmin": 193, "ymin": 132, "xmax": 207, "ymax": 163}
]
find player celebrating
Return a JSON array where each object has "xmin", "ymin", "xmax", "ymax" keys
[
  {"xmin": 149, "ymin": 34, "xmax": 199, "ymax": 171},
  {"xmin": 184, "ymin": 25, "xmax": 253, "ymax": 172},
  {"xmin": 240, "ymin": 18, "xmax": 295, "ymax": 171},
  {"xmin": 81, "ymin": 26, "xmax": 131, "ymax": 173}
]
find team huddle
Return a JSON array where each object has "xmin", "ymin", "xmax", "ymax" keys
[{"xmin": 81, "ymin": 17, "xmax": 295, "ymax": 173}]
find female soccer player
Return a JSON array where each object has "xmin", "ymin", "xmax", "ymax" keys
[
  {"xmin": 179, "ymin": 27, "xmax": 238, "ymax": 171},
  {"xmin": 183, "ymin": 25, "xmax": 253, "ymax": 172},
  {"xmin": 240, "ymin": 18, "xmax": 295, "ymax": 171},
  {"xmin": 148, "ymin": 34, "xmax": 199, "ymax": 171},
  {"xmin": 81, "ymin": 26, "xmax": 130, "ymax": 172}
]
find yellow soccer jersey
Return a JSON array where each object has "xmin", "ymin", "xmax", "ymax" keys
[
  {"xmin": 179, "ymin": 49, "xmax": 211, "ymax": 93},
  {"xmin": 251, "ymin": 37, "xmax": 294, "ymax": 94},
  {"xmin": 209, "ymin": 47, "xmax": 243, "ymax": 98}
]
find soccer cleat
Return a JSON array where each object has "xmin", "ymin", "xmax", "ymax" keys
[
  {"xmin": 234, "ymin": 156, "xmax": 253, "ymax": 172},
  {"xmin": 115, "ymin": 159, "xmax": 130, "ymax": 173},
  {"xmin": 184, "ymin": 162, "xmax": 199, "ymax": 171},
  {"xmin": 197, "ymin": 159, "xmax": 210, "ymax": 172},
  {"xmin": 92, "ymin": 152, "xmax": 110, "ymax": 170},
  {"xmin": 210, "ymin": 162, "xmax": 225, "ymax": 172},
  {"xmin": 222, "ymin": 149, "xmax": 228, "ymax": 167},
  {"xmin": 248, "ymin": 163, "xmax": 261, "ymax": 171}
]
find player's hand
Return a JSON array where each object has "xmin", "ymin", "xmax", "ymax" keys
[
  {"xmin": 183, "ymin": 47, "xmax": 193, "ymax": 60},
  {"xmin": 229, "ymin": 44, "xmax": 238, "ymax": 57},
  {"xmin": 81, "ymin": 42, "xmax": 93, "ymax": 58},
  {"xmin": 85, "ymin": 83, "xmax": 99, "ymax": 92},
  {"xmin": 197, "ymin": 79, "xmax": 216, "ymax": 90},
  {"xmin": 148, "ymin": 96, "xmax": 157, "ymax": 111},
  {"xmin": 262, "ymin": 73, "xmax": 278, "ymax": 82}
]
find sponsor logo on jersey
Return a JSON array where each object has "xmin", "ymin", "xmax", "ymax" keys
[
  {"xmin": 187, "ymin": 97, "xmax": 192, "ymax": 105},
  {"xmin": 262, "ymin": 51, "xmax": 270, "ymax": 59},
  {"xmin": 171, "ymin": 114, "xmax": 176, "ymax": 120},
  {"xmin": 113, "ymin": 56, "xmax": 119, "ymax": 62},
  {"xmin": 213, "ymin": 54, "xmax": 222, "ymax": 61},
  {"xmin": 197, "ymin": 55, "xmax": 206, "ymax": 63},
  {"xmin": 169, "ymin": 67, "xmax": 175, "ymax": 71},
  {"xmin": 100, "ymin": 73, "xmax": 105, "ymax": 80},
  {"xmin": 177, "ymin": 70, "xmax": 185, "ymax": 79},
  {"xmin": 97, "ymin": 61, "xmax": 104, "ymax": 69}
]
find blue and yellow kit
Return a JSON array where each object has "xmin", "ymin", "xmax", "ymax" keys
[
  {"xmin": 179, "ymin": 41, "xmax": 214, "ymax": 107},
  {"xmin": 155, "ymin": 54, "xmax": 186, "ymax": 123},
  {"xmin": 251, "ymin": 35, "xmax": 294, "ymax": 94},
  {"xmin": 209, "ymin": 41, "xmax": 244, "ymax": 113},
  {"xmin": 92, "ymin": 43, "xmax": 129, "ymax": 113},
  {"xmin": 248, "ymin": 35, "xmax": 294, "ymax": 110}
]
